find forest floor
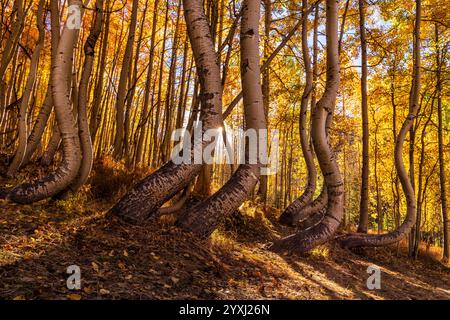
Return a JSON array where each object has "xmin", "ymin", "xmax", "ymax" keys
[{"xmin": 0, "ymin": 157, "xmax": 449, "ymax": 300}]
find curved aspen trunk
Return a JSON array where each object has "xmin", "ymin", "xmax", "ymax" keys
[
  {"xmin": 109, "ymin": 0, "xmax": 222, "ymax": 223},
  {"xmin": 177, "ymin": 0, "xmax": 267, "ymax": 239},
  {"xmin": 61, "ymin": 0, "xmax": 103, "ymax": 196},
  {"xmin": 278, "ymin": 0, "xmax": 317, "ymax": 226},
  {"xmin": 42, "ymin": 16, "xmax": 80, "ymax": 167},
  {"xmin": 22, "ymin": 0, "xmax": 61, "ymax": 166},
  {"xmin": 297, "ymin": 196, "xmax": 328, "ymax": 231},
  {"xmin": 339, "ymin": 0, "xmax": 421, "ymax": 248},
  {"xmin": 7, "ymin": 0, "xmax": 46, "ymax": 177},
  {"xmin": 271, "ymin": 0, "xmax": 343, "ymax": 254},
  {"xmin": 7, "ymin": 0, "xmax": 83, "ymax": 204},
  {"xmin": 284, "ymin": 183, "xmax": 328, "ymax": 227}
]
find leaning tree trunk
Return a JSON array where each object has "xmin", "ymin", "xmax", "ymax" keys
[
  {"xmin": 7, "ymin": 0, "xmax": 45, "ymax": 177},
  {"xmin": 357, "ymin": 0, "xmax": 369, "ymax": 233},
  {"xmin": 271, "ymin": 0, "xmax": 343, "ymax": 254},
  {"xmin": 7, "ymin": 0, "xmax": 84, "ymax": 204},
  {"xmin": 61, "ymin": 0, "xmax": 103, "ymax": 196},
  {"xmin": 338, "ymin": 0, "xmax": 421, "ymax": 248},
  {"xmin": 287, "ymin": 183, "xmax": 328, "ymax": 228},
  {"xmin": 177, "ymin": 0, "xmax": 267, "ymax": 239},
  {"xmin": 279, "ymin": 3, "xmax": 328, "ymax": 228},
  {"xmin": 108, "ymin": 0, "xmax": 222, "ymax": 223},
  {"xmin": 278, "ymin": 0, "xmax": 316, "ymax": 227}
]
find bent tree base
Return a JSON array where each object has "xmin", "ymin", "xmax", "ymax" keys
[{"xmin": 109, "ymin": 162, "xmax": 201, "ymax": 223}]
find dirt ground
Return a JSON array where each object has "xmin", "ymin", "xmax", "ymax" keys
[{"xmin": 0, "ymin": 196, "xmax": 448, "ymax": 300}]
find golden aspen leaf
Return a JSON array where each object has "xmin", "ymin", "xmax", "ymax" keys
[
  {"xmin": 99, "ymin": 288, "xmax": 110, "ymax": 295},
  {"xmin": 67, "ymin": 294, "xmax": 82, "ymax": 300},
  {"xmin": 92, "ymin": 262, "xmax": 99, "ymax": 272}
]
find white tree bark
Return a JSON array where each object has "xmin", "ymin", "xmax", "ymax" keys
[
  {"xmin": 109, "ymin": 0, "xmax": 223, "ymax": 222},
  {"xmin": 271, "ymin": 0, "xmax": 344, "ymax": 254},
  {"xmin": 279, "ymin": 0, "xmax": 317, "ymax": 226},
  {"xmin": 62, "ymin": 0, "xmax": 103, "ymax": 196},
  {"xmin": 177, "ymin": 0, "xmax": 267, "ymax": 238},
  {"xmin": 8, "ymin": 0, "xmax": 84, "ymax": 204},
  {"xmin": 339, "ymin": 0, "xmax": 422, "ymax": 248}
]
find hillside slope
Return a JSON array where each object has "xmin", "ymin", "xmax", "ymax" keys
[{"xmin": 0, "ymin": 197, "xmax": 448, "ymax": 300}]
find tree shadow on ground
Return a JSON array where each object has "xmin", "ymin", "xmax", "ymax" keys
[
  {"xmin": 279, "ymin": 243, "xmax": 450, "ymax": 300},
  {"xmin": 0, "ymin": 203, "xmax": 449, "ymax": 300}
]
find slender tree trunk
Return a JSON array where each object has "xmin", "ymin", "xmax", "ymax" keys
[
  {"xmin": 435, "ymin": 24, "xmax": 449, "ymax": 263},
  {"xmin": 22, "ymin": 86, "xmax": 52, "ymax": 164},
  {"xmin": 373, "ymin": 120, "xmax": 382, "ymax": 233},
  {"xmin": 339, "ymin": 0, "xmax": 422, "ymax": 248},
  {"xmin": 257, "ymin": 0, "xmax": 271, "ymax": 203},
  {"xmin": 413, "ymin": 100, "xmax": 433, "ymax": 258},
  {"xmin": 113, "ymin": 0, "xmax": 138, "ymax": 159},
  {"xmin": 135, "ymin": 0, "xmax": 159, "ymax": 167},
  {"xmin": 177, "ymin": 0, "xmax": 267, "ymax": 239},
  {"xmin": 7, "ymin": 0, "xmax": 45, "ymax": 176},
  {"xmin": 0, "ymin": 0, "xmax": 24, "ymax": 110},
  {"xmin": 151, "ymin": 3, "xmax": 169, "ymax": 167},
  {"xmin": 357, "ymin": 0, "xmax": 369, "ymax": 233},
  {"xmin": 89, "ymin": 6, "xmax": 110, "ymax": 145},
  {"xmin": 24, "ymin": 0, "xmax": 61, "ymax": 164},
  {"xmin": 279, "ymin": 0, "xmax": 317, "ymax": 226},
  {"xmin": 175, "ymin": 35, "xmax": 190, "ymax": 131},
  {"xmin": 125, "ymin": 0, "xmax": 149, "ymax": 167},
  {"xmin": 8, "ymin": 0, "xmax": 84, "ymax": 204},
  {"xmin": 160, "ymin": 0, "xmax": 182, "ymax": 163},
  {"xmin": 22, "ymin": 0, "xmax": 61, "ymax": 165},
  {"xmin": 390, "ymin": 61, "xmax": 401, "ymax": 229}
]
